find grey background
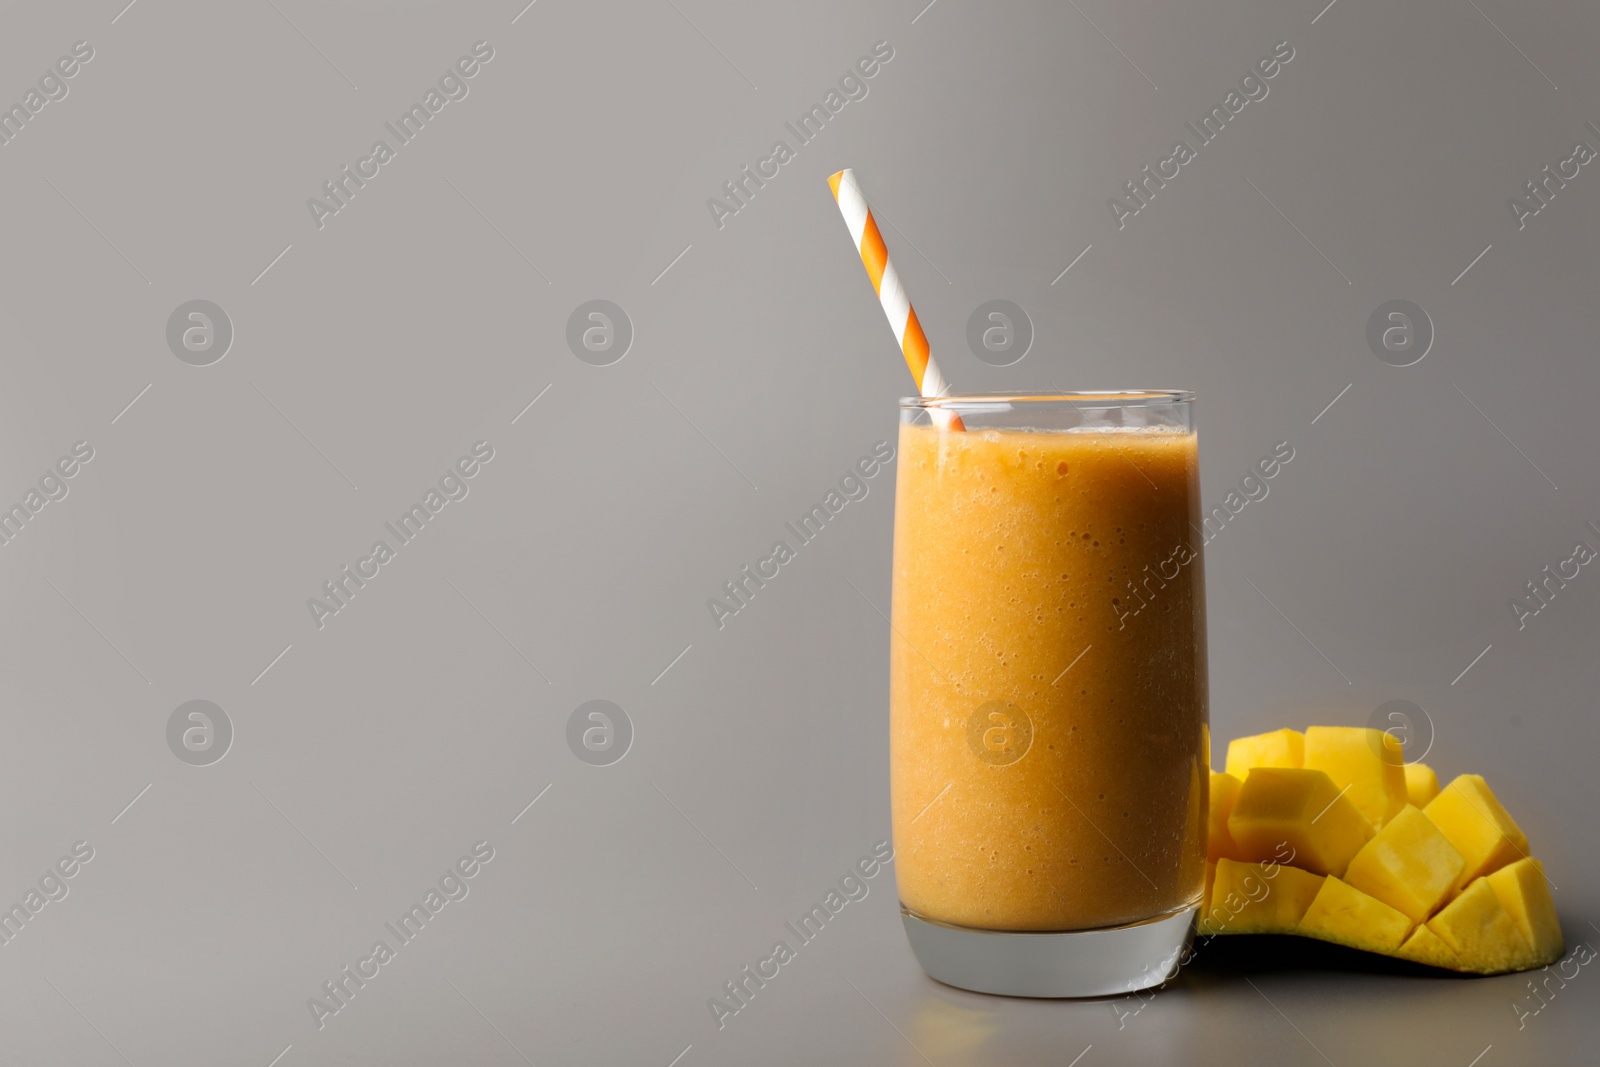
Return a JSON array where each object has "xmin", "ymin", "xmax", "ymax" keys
[{"xmin": 0, "ymin": 0, "xmax": 1596, "ymax": 1063}]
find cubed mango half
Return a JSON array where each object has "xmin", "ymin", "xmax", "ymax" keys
[
  {"xmin": 1228, "ymin": 767, "xmax": 1374, "ymax": 876},
  {"xmin": 1343, "ymin": 805, "xmax": 1466, "ymax": 923},
  {"xmin": 1303, "ymin": 726, "xmax": 1407, "ymax": 828},
  {"xmin": 1225, "ymin": 728, "xmax": 1304, "ymax": 778},
  {"xmin": 1424, "ymin": 774, "xmax": 1529, "ymax": 890}
]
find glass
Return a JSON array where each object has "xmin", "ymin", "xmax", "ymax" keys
[{"xmin": 889, "ymin": 392, "xmax": 1209, "ymax": 996}]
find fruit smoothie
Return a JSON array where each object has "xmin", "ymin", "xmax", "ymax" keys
[{"xmin": 890, "ymin": 422, "xmax": 1208, "ymax": 931}]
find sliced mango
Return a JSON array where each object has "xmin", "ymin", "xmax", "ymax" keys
[
  {"xmin": 1404, "ymin": 763, "xmax": 1440, "ymax": 808},
  {"xmin": 1224, "ymin": 728, "xmax": 1303, "ymax": 778},
  {"xmin": 1426, "ymin": 877, "xmax": 1535, "ymax": 974},
  {"xmin": 1396, "ymin": 923, "xmax": 1462, "ymax": 970},
  {"xmin": 1207, "ymin": 771, "xmax": 1243, "ymax": 862},
  {"xmin": 1424, "ymin": 774, "xmax": 1529, "ymax": 889},
  {"xmin": 1227, "ymin": 767, "xmax": 1373, "ymax": 876},
  {"xmin": 1299, "ymin": 876, "xmax": 1413, "ymax": 953},
  {"xmin": 1486, "ymin": 858, "xmax": 1563, "ymax": 964},
  {"xmin": 1303, "ymin": 726, "xmax": 1407, "ymax": 827},
  {"xmin": 1342, "ymin": 805, "xmax": 1466, "ymax": 923}
]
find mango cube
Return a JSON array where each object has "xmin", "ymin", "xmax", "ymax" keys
[
  {"xmin": 1228, "ymin": 767, "xmax": 1374, "ymax": 876},
  {"xmin": 1486, "ymin": 858, "xmax": 1563, "ymax": 965},
  {"xmin": 1342, "ymin": 805, "xmax": 1466, "ymax": 923},
  {"xmin": 1299, "ymin": 876, "xmax": 1413, "ymax": 952},
  {"xmin": 1424, "ymin": 775, "xmax": 1529, "ymax": 889},
  {"xmin": 1396, "ymin": 924, "xmax": 1462, "ymax": 970},
  {"xmin": 1427, "ymin": 877, "xmax": 1534, "ymax": 974},
  {"xmin": 1208, "ymin": 771, "xmax": 1243, "ymax": 862},
  {"xmin": 1303, "ymin": 726, "xmax": 1407, "ymax": 827},
  {"xmin": 1404, "ymin": 763, "xmax": 1440, "ymax": 808},
  {"xmin": 1225, "ymin": 728, "xmax": 1304, "ymax": 778},
  {"xmin": 1201, "ymin": 859, "xmax": 1324, "ymax": 935}
]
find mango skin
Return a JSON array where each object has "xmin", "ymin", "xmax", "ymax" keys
[
  {"xmin": 1227, "ymin": 768, "xmax": 1374, "ymax": 877},
  {"xmin": 1303, "ymin": 726, "xmax": 1407, "ymax": 828},
  {"xmin": 1225, "ymin": 728, "xmax": 1304, "ymax": 778},
  {"xmin": 1343, "ymin": 805, "xmax": 1466, "ymax": 924}
]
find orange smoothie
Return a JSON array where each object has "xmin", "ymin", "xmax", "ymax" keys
[{"xmin": 890, "ymin": 423, "xmax": 1208, "ymax": 931}]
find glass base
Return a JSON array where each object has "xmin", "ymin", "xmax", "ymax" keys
[{"xmin": 901, "ymin": 904, "xmax": 1197, "ymax": 998}]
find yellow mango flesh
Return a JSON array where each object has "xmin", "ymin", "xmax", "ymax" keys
[
  {"xmin": 1404, "ymin": 763, "xmax": 1440, "ymax": 807},
  {"xmin": 1227, "ymin": 767, "xmax": 1374, "ymax": 876},
  {"xmin": 1224, "ymin": 728, "xmax": 1303, "ymax": 778},
  {"xmin": 1425, "ymin": 774, "xmax": 1529, "ymax": 889},
  {"xmin": 1303, "ymin": 726, "xmax": 1407, "ymax": 827},
  {"xmin": 1396, "ymin": 924, "xmax": 1462, "ymax": 970},
  {"xmin": 1427, "ymin": 877, "xmax": 1537, "ymax": 973},
  {"xmin": 1204, "ymin": 727, "xmax": 1559, "ymax": 975},
  {"xmin": 1342, "ymin": 805, "xmax": 1466, "ymax": 923},
  {"xmin": 1299, "ymin": 876, "xmax": 1413, "ymax": 952},
  {"xmin": 1207, "ymin": 771, "xmax": 1243, "ymax": 862},
  {"xmin": 1200, "ymin": 859, "xmax": 1324, "ymax": 935},
  {"xmin": 1486, "ymin": 858, "xmax": 1563, "ymax": 964}
]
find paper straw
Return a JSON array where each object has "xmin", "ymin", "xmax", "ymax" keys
[{"xmin": 828, "ymin": 169, "xmax": 963, "ymax": 430}]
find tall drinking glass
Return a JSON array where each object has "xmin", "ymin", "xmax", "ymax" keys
[{"xmin": 890, "ymin": 392, "xmax": 1208, "ymax": 996}]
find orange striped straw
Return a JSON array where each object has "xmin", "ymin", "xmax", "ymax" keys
[{"xmin": 828, "ymin": 169, "xmax": 963, "ymax": 430}]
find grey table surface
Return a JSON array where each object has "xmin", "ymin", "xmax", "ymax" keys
[{"xmin": 1, "ymin": 0, "xmax": 1597, "ymax": 1064}]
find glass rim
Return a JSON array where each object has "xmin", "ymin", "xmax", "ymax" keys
[{"xmin": 899, "ymin": 390, "xmax": 1195, "ymax": 410}]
